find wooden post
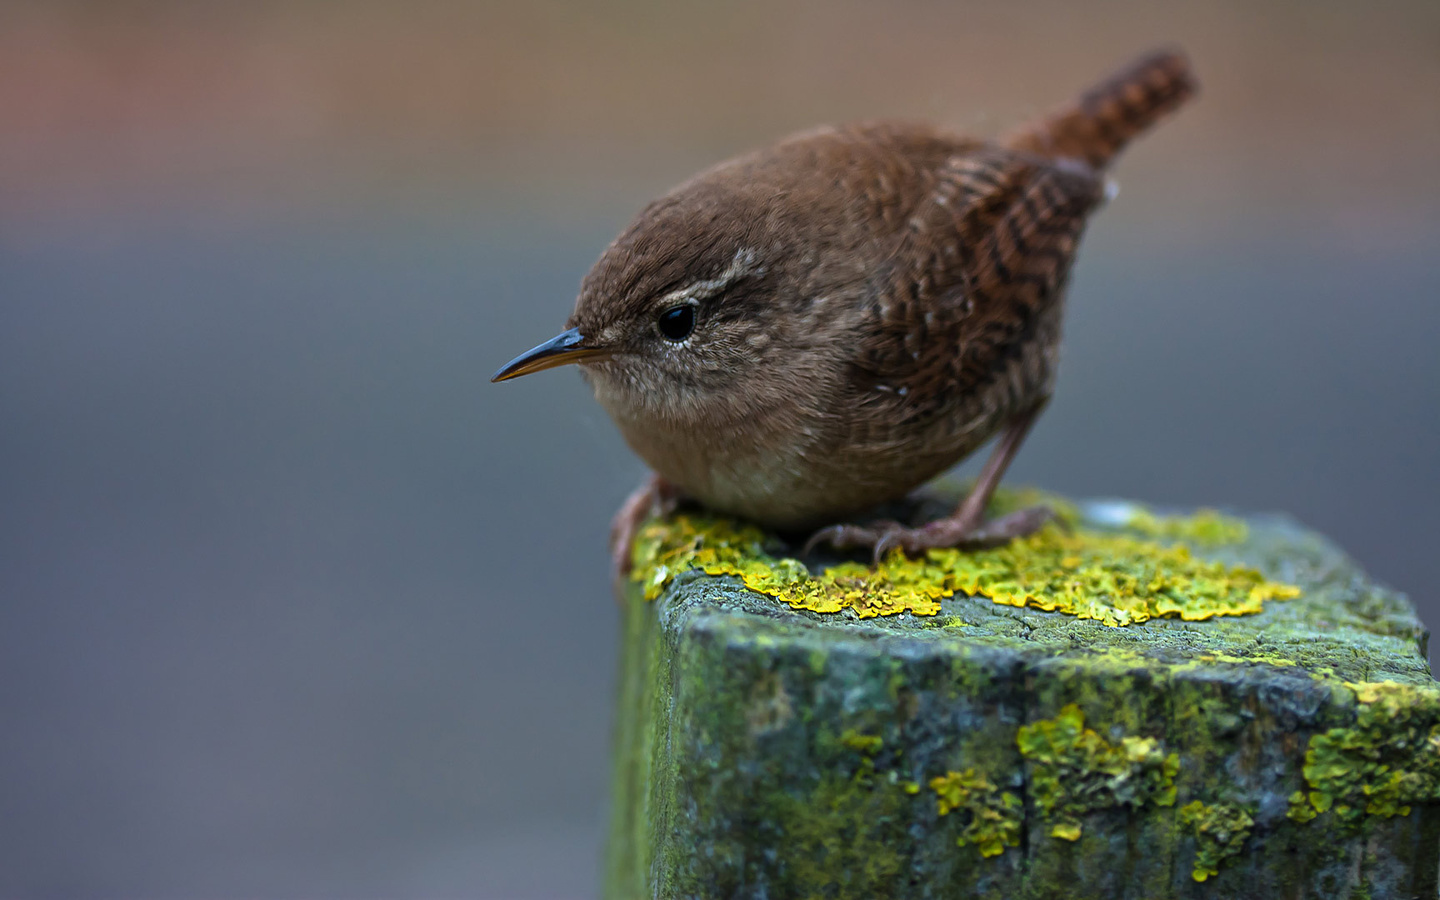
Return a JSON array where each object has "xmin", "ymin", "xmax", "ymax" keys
[{"xmin": 604, "ymin": 494, "xmax": 1438, "ymax": 899}]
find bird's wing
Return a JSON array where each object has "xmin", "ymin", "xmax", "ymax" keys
[{"xmin": 857, "ymin": 145, "xmax": 1106, "ymax": 411}]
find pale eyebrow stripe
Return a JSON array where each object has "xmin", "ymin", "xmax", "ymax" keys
[{"xmin": 659, "ymin": 248, "xmax": 761, "ymax": 305}]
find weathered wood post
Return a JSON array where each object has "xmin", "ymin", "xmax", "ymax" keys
[{"xmin": 603, "ymin": 489, "xmax": 1439, "ymax": 899}]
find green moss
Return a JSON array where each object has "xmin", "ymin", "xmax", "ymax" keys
[
  {"xmin": 761, "ymin": 730, "xmax": 909, "ymax": 896},
  {"xmin": 1178, "ymin": 800, "xmax": 1254, "ymax": 882},
  {"xmin": 765, "ymin": 769, "xmax": 908, "ymax": 894},
  {"xmin": 929, "ymin": 769, "xmax": 1023, "ymax": 858},
  {"xmin": 1016, "ymin": 704, "xmax": 1179, "ymax": 841},
  {"xmin": 840, "ymin": 729, "xmax": 884, "ymax": 755},
  {"xmin": 630, "ymin": 488, "xmax": 1299, "ymax": 626},
  {"xmin": 1288, "ymin": 680, "xmax": 1440, "ymax": 831}
]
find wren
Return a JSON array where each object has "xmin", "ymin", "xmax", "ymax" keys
[{"xmin": 494, "ymin": 48, "xmax": 1197, "ymax": 576}]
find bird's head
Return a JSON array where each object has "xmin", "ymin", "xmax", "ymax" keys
[{"xmin": 493, "ymin": 182, "xmax": 834, "ymax": 429}]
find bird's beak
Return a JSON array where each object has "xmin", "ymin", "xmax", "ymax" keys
[{"xmin": 491, "ymin": 327, "xmax": 609, "ymax": 382}]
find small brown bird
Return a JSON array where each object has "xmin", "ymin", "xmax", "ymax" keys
[{"xmin": 494, "ymin": 48, "xmax": 1197, "ymax": 576}]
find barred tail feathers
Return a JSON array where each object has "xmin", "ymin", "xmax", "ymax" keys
[{"xmin": 1005, "ymin": 48, "xmax": 1197, "ymax": 170}]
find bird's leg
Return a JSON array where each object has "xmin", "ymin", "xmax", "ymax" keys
[
  {"xmin": 610, "ymin": 473, "xmax": 682, "ymax": 586},
  {"xmin": 804, "ymin": 402, "xmax": 1053, "ymax": 562},
  {"xmin": 873, "ymin": 403, "xmax": 1052, "ymax": 559}
]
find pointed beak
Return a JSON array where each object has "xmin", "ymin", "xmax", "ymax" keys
[{"xmin": 491, "ymin": 327, "xmax": 609, "ymax": 382}]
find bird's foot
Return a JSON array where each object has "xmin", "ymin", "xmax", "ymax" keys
[
  {"xmin": 609, "ymin": 474, "xmax": 682, "ymax": 589},
  {"xmin": 803, "ymin": 505, "xmax": 1056, "ymax": 564}
]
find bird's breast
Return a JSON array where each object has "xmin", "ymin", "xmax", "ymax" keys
[{"xmin": 610, "ymin": 401, "xmax": 830, "ymax": 529}]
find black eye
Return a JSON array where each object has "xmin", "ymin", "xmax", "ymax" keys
[{"xmin": 657, "ymin": 304, "xmax": 696, "ymax": 342}]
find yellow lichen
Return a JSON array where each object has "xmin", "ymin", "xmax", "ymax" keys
[
  {"xmin": 1123, "ymin": 507, "xmax": 1248, "ymax": 545},
  {"xmin": 1287, "ymin": 680, "xmax": 1440, "ymax": 830},
  {"xmin": 629, "ymin": 491, "xmax": 1299, "ymax": 625},
  {"xmin": 840, "ymin": 729, "xmax": 884, "ymax": 755},
  {"xmin": 928, "ymin": 768, "xmax": 1023, "ymax": 858},
  {"xmin": 1016, "ymin": 704, "xmax": 1179, "ymax": 842},
  {"xmin": 1178, "ymin": 800, "xmax": 1254, "ymax": 882}
]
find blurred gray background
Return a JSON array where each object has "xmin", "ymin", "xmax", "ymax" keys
[{"xmin": 1, "ymin": 1, "xmax": 1437, "ymax": 897}]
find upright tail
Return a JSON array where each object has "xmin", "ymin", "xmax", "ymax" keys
[{"xmin": 1004, "ymin": 48, "xmax": 1197, "ymax": 170}]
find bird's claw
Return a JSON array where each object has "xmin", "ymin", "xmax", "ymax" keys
[
  {"xmin": 965, "ymin": 505, "xmax": 1057, "ymax": 545},
  {"xmin": 803, "ymin": 505, "xmax": 1057, "ymax": 564},
  {"xmin": 802, "ymin": 520, "xmax": 905, "ymax": 557}
]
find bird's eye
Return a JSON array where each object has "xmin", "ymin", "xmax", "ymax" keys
[{"xmin": 656, "ymin": 304, "xmax": 696, "ymax": 342}]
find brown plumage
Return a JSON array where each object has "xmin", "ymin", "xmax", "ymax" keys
[{"xmin": 493, "ymin": 48, "xmax": 1197, "ymax": 573}]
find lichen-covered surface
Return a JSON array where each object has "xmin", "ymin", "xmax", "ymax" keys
[
  {"xmin": 604, "ymin": 492, "xmax": 1439, "ymax": 899},
  {"xmin": 1179, "ymin": 801, "xmax": 1255, "ymax": 883},
  {"xmin": 629, "ymin": 491, "xmax": 1299, "ymax": 625},
  {"xmin": 1016, "ymin": 703, "xmax": 1180, "ymax": 842}
]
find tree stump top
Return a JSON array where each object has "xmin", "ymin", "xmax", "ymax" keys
[{"xmin": 630, "ymin": 489, "xmax": 1426, "ymax": 684}]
